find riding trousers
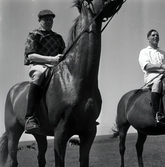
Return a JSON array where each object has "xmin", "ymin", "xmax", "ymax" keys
[
  {"xmin": 145, "ymin": 74, "xmax": 163, "ymax": 93},
  {"xmin": 29, "ymin": 64, "xmax": 47, "ymax": 86}
]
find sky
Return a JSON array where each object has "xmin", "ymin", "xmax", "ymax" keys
[{"xmin": 1, "ymin": 0, "xmax": 165, "ymax": 141}]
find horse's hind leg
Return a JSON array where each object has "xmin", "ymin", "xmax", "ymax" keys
[
  {"xmin": 136, "ymin": 131, "xmax": 147, "ymax": 167},
  {"xmin": 33, "ymin": 134, "xmax": 47, "ymax": 167},
  {"xmin": 6, "ymin": 122, "xmax": 24, "ymax": 167},
  {"xmin": 118, "ymin": 122, "xmax": 130, "ymax": 167}
]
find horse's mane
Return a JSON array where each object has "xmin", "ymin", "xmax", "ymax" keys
[
  {"xmin": 66, "ymin": 17, "xmax": 79, "ymax": 50},
  {"xmin": 72, "ymin": 0, "xmax": 83, "ymax": 13},
  {"xmin": 64, "ymin": 0, "xmax": 125, "ymax": 55},
  {"xmin": 65, "ymin": 0, "xmax": 83, "ymax": 50}
]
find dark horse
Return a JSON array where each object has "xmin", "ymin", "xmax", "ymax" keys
[
  {"xmin": 0, "ymin": 0, "xmax": 124, "ymax": 167},
  {"xmin": 113, "ymin": 76, "xmax": 165, "ymax": 167}
]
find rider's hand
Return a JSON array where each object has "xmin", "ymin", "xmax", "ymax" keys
[
  {"xmin": 57, "ymin": 54, "xmax": 64, "ymax": 61},
  {"xmin": 160, "ymin": 64, "xmax": 165, "ymax": 70},
  {"xmin": 51, "ymin": 56, "xmax": 60, "ymax": 66},
  {"xmin": 51, "ymin": 54, "xmax": 63, "ymax": 66}
]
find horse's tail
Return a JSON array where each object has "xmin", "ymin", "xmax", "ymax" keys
[
  {"xmin": 0, "ymin": 132, "xmax": 8, "ymax": 166},
  {"xmin": 111, "ymin": 116, "xmax": 119, "ymax": 138}
]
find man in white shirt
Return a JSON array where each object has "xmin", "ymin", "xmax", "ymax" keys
[{"xmin": 139, "ymin": 29, "xmax": 165, "ymax": 124}]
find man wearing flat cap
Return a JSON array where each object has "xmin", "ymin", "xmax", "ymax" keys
[{"xmin": 24, "ymin": 9, "xmax": 65, "ymax": 133}]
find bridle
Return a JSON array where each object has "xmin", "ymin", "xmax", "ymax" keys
[
  {"xmin": 83, "ymin": 0, "xmax": 96, "ymax": 18},
  {"xmin": 60, "ymin": 0, "xmax": 126, "ymax": 61},
  {"xmin": 85, "ymin": 0, "xmax": 126, "ymax": 32},
  {"xmin": 83, "ymin": 0, "xmax": 114, "ymax": 25}
]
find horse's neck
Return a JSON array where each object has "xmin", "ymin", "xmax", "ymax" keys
[{"xmin": 68, "ymin": 13, "xmax": 102, "ymax": 86}]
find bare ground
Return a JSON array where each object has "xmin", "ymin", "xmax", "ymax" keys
[{"xmin": 17, "ymin": 134, "xmax": 165, "ymax": 167}]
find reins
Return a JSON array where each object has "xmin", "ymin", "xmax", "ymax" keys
[
  {"xmin": 135, "ymin": 71, "xmax": 165, "ymax": 94},
  {"xmin": 140, "ymin": 71, "xmax": 165, "ymax": 90},
  {"xmin": 60, "ymin": 0, "xmax": 126, "ymax": 62}
]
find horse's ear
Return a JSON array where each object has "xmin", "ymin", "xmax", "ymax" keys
[{"xmin": 73, "ymin": 0, "xmax": 82, "ymax": 14}]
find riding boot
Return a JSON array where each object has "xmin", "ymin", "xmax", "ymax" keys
[
  {"xmin": 25, "ymin": 83, "xmax": 41, "ymax": 133},
  {"xmin": 151, "ymin": 92, "xmax": 165, "ymax": 124}
]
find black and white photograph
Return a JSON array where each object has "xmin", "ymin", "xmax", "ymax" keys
[{"xmin": 1, "ymin": 0, "xmax": 165, "ymax": 166}]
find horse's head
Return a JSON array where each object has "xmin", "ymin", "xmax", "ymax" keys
[{"xmin": 74, "ymin": 0, "xmax": 125, "ymax": 21}]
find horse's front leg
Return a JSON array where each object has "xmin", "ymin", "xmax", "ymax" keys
[
  {"xmin": 136, "ymin": 131, "xmax": 147, "ymax": 167},
  {"xmin": 79, "ymin": 125, "xmax": 96, "ymax": 167},
  {"xmin": 33, "ymin": 134, "xmax": 47, "ymax": 167},
  {"xmin": 54, "ymin": 122, "xmax": 70, "ymax": 167}
]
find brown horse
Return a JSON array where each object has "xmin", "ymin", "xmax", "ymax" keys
[
  {"xmin": 113, "ymin": 76, "xmax": 165, "ymax": 167},
  {"xmin": 0, "ymin": 0, "xmax": 124, "ymax": 167}
]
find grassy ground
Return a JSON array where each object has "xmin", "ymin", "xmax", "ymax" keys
[{"xmin": 17, "ymin": 134, "xmax": 165, "ymax": 167}]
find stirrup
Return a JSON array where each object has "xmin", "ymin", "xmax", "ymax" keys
[
  {"xmin": 155, "ymin": 112, "xmax": 165, "ymax": 126},
  {"xmin": 25, "ymin": 116, "xmax": 40, "ymax": 125},
  {"xmin": 156, "ymin": 112, "xmax": 160, "ymax": 122},
  {"xmin": 25, "ymin": 116, "xmax": 40, "ymax": 133}
]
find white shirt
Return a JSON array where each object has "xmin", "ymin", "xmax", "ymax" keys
[{"xmin": 139, "ymin": 46, "xmax": 165, "ymax": 83}]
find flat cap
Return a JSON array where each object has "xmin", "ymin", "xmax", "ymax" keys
[{"xmin": 38, "ymin": 9, "xmax": 55, "ymax": 19}]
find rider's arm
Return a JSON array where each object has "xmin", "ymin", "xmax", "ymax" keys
[
  {"xmin": 145, "ymin": 63, "xmax": 165, "ymax": 72},
  {"xmin": 27, "ymin": 53, "xmax": 62, "ymax": 65}
]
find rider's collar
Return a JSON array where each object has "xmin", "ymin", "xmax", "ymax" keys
[
  {"xmin": 148, "ymin": 46, "xmax": 159, "ymax": 50},
  {"xmin": 38, "ymin": 27, "xmax": 52, "ymax": 33}
]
